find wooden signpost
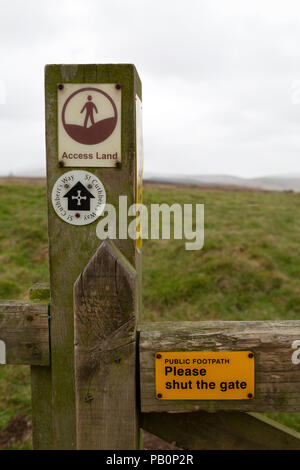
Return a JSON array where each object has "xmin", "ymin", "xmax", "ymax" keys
[
  {"xmin": 1, "ymin": 63, "xmax": 300, "ymax": 450},
  {"xmin": 44, "ymin": 64, "xmax": 142, "ymax": 449}
]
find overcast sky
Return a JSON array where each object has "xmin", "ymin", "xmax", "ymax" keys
[{"xmin": 1, "ymin": 0, "xmax": 300, "ymax": 178}]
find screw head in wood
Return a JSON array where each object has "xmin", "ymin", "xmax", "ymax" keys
[
  {"xmin": 156, "ymin": 353, "xmax": 162, "ymax": 359},
  {"xmin": 85, "ymin": 394, "xmax": 93, "ymax": 403},
  {"xmin": 75, "ymin": 213, "xmax": 81, "ymax": 218},
  {"xmin": 247, "ymin": 393, "xmax": 253, "ymax": 399},
  {"xmin": 115, "ymin": 161, "xmax": 121, "ymax": 169},
  {"xmin": 157, "ymin": 393, "xmax": 162, "ymax": 399},
  {"xmin": 58, "ymin": 161, "xmax": 65, "ymax": 168},
  {"xmin": 115, "ymin": 83, "xmax": 121, "ymax": 89},
  {"xmin": 248, "ymin": 353, "xmax": 254, "ymax": 358},
  {"xmin": 58, "ymin": 84, "xmax": 64, "ymax": 90}
]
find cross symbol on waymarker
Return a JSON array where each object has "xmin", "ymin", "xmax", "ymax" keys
[
  {"xmin": 72, "ymin": 190, "xmax": 87, "ymax": 206},
  {"xmin": 63, "ymin": 181, "xmax": 95, "ymax": 212}
]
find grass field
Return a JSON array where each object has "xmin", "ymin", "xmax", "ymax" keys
[{"xmin": 1, "ymin": 178, "xmax": 300, "ymax": 448}]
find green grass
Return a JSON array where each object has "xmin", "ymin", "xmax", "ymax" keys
[
  {"xmin": 0, "ymin": 182, "xmax": 48, "ymax": 449},
  {"xmin": 142, "ymin": 185, "xmax": 300, "ymax": 323},
  {"xmin": 1, "ymin": 180, "xmax": 300, "ymax": 447},
  {"xmin": 0, "ymin": 183, "xmax": 49, "ymax": 299}
]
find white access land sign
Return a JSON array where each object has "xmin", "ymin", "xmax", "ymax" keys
[
  {"xmin": 57, "ymin": 84, "xmax": 121, "ymax": 167},
  {"xmin": 51, "ymin": 170, "xmax": 106, "ymax": 226}
]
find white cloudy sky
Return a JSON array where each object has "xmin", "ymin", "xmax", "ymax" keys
[{"xmin": 1, "ymin": 0, "xmax": 300, "ymax": 177}]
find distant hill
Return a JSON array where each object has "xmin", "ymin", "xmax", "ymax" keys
[
  {"xmin": 144, "ymin": 173, "xmax": 300, "ymax": 192},
  {"xmin": 3, "ymin": 169, "xmax": 300, "ymax": 192}
]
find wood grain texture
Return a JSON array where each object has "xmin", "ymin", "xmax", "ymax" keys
[
  {"xmin": 31, "ymin": 366, "xmax": 53, "ymax": 449},
  {"xmin": 0, "ymin": 301, "xmax": 49, "ymax": 365},
  {"xmin": 139, "ymin": 321, "xmax": 300, "ymax": 413},
  {"xmin": 74, "ymin": 240, "xmax": 138, "ymax": 449},
  {"xmin": 45, "ymin": 64, "xmax": 142, "ymax": 449},
  {"xmin": 142, "ymin": 411, "xmax": 300, "ymax": 450},
  {"xmin": 29, "ymin": 283, "xmax": 53, "ymax": 450}
]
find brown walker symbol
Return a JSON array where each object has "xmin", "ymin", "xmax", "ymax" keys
[
  {"xmin": 81, "ymin": 95, "xmax": 98, "ymax": 128},
  {"xmin": 61, "ymin": 87, "xmax": 118, "ymax": 145}
]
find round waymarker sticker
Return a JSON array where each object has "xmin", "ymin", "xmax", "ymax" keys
[{"xmin": 51, "ymin": 170, "xmax": 106, "ymax": 226}]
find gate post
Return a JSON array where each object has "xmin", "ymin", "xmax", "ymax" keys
[
  {"xmin": 74, "ymin": 240, "xmax": 139, "ymax": 449},
  {"xmin": 44, "ymin": 64, "xmax": 142, "ymax": 449}
]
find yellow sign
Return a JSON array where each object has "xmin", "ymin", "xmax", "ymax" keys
[
  {"xmin": 135, "ymin": 95, "xmax": 144, "ymax": 251},
  {"xmin": 155, "ymin": 351, "xmax": 255, "ymax": 400}
]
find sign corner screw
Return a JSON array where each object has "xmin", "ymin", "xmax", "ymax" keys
[{"xmin": 85, "ymin": 394, "xmax": 93, "ymax": 403}]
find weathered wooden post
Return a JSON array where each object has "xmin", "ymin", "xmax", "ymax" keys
[{"xmin": 43, "ymin": 64, "xmax": 142, "ymax": 449}]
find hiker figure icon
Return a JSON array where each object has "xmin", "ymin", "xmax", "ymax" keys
[
  {"xmin": 62, "ymin": 87, "xmax": 118, "ymax": 145},
  {"xmin": 81, "ymin": 95, "xmax": 98, "ymax": 128}
]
